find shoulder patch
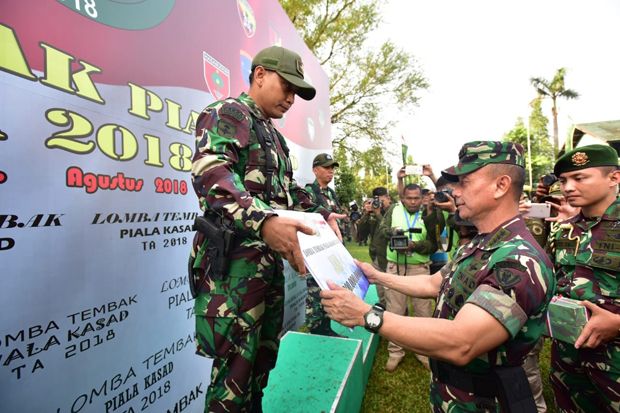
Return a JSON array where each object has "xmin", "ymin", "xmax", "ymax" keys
[
  {"xmin": 494, "ymin": 260, "xmax": 527, "ymax": 273},
  {"xmin": 219, "ymin": 104, "xmax": 245, "ymax": 122},
  {"xmin": 485, "ymin": 228, "xmax": 512, "ymax": 249},
  {"xmin": 216, "ymin": 119, "xmax": 237, "ymax": 138},
  {"xmin": 494, "ymin": 268, "xmax": 522, "ymax": 291}
]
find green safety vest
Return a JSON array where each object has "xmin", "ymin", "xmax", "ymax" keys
[{"xmin": 386, "ymin": 203, "xmax": 429, "ymax": 265}]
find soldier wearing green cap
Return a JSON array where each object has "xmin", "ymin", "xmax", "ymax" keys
[
  {"xmin": 547, "ymin": 144, "xmax": 620, "ymax": 412},
  {"xmin": 303, "ymin": 153, "xmax": 343, "ymax": 336},
  {"xmin": 320, "ymin": 140, "xmax": 555, "ymax": 412},
  {"xmin": 189, "ymin": 45, "xmax": 344, "ymax": 412}
]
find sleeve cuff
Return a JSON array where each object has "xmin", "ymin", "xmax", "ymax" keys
[
  {"xmin": 466, "ymin": 284, "xmax": 527, "ymax": 338},
  {"xmin": 227, "ymin": 196, "xmax": 276, "ymax": 238}
]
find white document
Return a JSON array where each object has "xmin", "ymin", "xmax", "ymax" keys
[{"xmin": 276, "ymin": 210, "xmax": 369, "ymax": 299}]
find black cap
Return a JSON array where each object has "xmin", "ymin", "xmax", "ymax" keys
[{"xmin": 312, "ymin": 153, "xmax": 339, "ymax": 168}]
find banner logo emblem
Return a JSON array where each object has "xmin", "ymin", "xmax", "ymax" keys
[
  {"xmin": 237, "ymin": 0, "xmax": 256, "ymax": 38},
  {"xmin": 203, "ymin": 52, "xmax": 230, "ymax": 100}
]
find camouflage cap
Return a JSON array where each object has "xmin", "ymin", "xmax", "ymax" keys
[
  {"xmin": 313, "ymin": 153, "xmax": 339, "ymax": 168},
  {"xmin": 252, "ymin": 46, "xmax": 316, "ymax": 100},
  {"xmin": 441, "ymin": 141, "xmax": 525, "ymax": 182},
  {"xmin": 553, "ymin": 144, "xmax": 619, "ymax": 176}
]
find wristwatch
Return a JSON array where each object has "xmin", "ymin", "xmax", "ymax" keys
[{"xmin": 363, "ymin": 303, "xmax": 385, "ymax": 333}]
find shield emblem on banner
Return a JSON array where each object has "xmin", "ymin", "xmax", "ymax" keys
[{"xmin": 203, "ymin": 51, "xmax": 230, "ymax": 100}]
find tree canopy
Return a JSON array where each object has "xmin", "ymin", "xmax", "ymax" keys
[
  {"xmin": 530, "ymin": 68, "xmax": 579, "ymax": 157},
  {"xmin": 280, "ymin": 0, "xmax": 428, "ymax": 151}
]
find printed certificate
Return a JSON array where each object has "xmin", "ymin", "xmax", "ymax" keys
[{"xmin": 277, "ymin": 210, "xmax": 369, "ymax": 299}]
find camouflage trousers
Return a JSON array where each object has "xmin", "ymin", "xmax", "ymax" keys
[
  {"xmin": 304, "ymin": 276, "xmax": 329, "ymax": 331},
  {"xmin": 195, "ymin": 262, "xmax": 284, "ymax": 413},
  {"xmin": 385, "ymin": 261, "xmax": 432, "ymax": 367},
  {"xmin": 551, "ymin": 338, "xmax": 620, "ymax": 412}
]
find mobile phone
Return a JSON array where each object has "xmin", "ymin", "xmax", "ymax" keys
[
  {"xmin": 524, "ymin": 202, "xmax": 551, "ymax": 218},
  {"xmin": 405, "ymin": 165, "xmax": 423, "ymax": 175}
]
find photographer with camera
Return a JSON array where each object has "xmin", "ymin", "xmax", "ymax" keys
[
  {"xmin": 379, "ymin": 183, "xmax": 438, "ymax": 371},
  {"xmin": 348, "ymin": 201, "xmax": 364, "ymax": 245},
  {"xmin": 357, "ymin": 187, "xmax": 393, "ymax": 306}
]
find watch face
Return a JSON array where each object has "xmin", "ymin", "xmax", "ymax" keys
[{"xmin": 367, "ymin": 312, "xmax": 381, "ymax": 328}]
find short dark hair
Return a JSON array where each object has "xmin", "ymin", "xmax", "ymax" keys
[
  {"xmin": 489, "ymin": 164, "xmax": 525, "ymax": 201},
  {"xmin": 372, "ymin": 187, "xmax": 388, "ymax": 197},
  {"xmin": 249, "ymin": 66, "xmax": 256, "ymax": 85},
  {"xmin": 435, "ymin": 176, "xmax": 450, "ymax": 189},
  {"xmin": 404, "ymin": 183, "xmax": 422, "ymax": 193},
  {"xmin": 600, "ymin": 165, "xmax": 620, "ymax": 175}
]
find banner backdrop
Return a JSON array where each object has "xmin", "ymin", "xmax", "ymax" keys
[{"xmin": 0, "ymin": 1, "xmax": 331, "ymax": 412}]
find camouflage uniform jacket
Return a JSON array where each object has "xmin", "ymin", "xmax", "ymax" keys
[
  {"xmin": 431, "ymin": 215, "xmax": 555, "ymax": 405},
  {"xmin": 191, "ymin": 93, "xmax": 329, "ymax": 297},
  {"xmin": 552, "ymin": 197, "xmax": 620, "ymax": 315},
  {"xmin": 305, "ymin": 180, "xmax": 341, "ymax": 213},
  {"xmin": 358, "ymin": 209, "xmax": 389, "ymax": 264}
]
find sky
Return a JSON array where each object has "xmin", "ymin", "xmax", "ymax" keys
[{"xmin": 371, "ymin": 0, "xmax": 620, "ymax": 179}]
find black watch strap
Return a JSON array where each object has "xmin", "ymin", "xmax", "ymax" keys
[{"xmin": 364, "ymin": 303, "xmax": 385, "ymax": 333}]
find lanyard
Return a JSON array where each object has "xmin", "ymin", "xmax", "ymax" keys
[{"xmin": 403, "ymin": 208, "xmax": 420, "ymax": 240}]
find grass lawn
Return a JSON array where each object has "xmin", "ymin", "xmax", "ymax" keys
[{"xmin": 344, "ymin": 241, "xmax": 558, "ymax": 412}]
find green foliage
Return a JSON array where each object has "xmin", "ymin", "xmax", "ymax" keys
[
  {"xmin": 503, "ymin": 117, "xmax": 554, "ymax": 186},
  {"xmin": 530, "ymin": 68, "xmax": 579, "ymax": 157},
  {"xmin": 280, "ymin": 0, "xmax": 428, "ymax": 152}
]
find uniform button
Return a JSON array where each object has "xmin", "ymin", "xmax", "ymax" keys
[{"xmin": 447, "ymin": 288, "xmax": 454, "ymax": 298}]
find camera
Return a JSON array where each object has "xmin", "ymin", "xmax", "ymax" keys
[
  {"xmin": 389, "ymin": 228, "xmax": 422, "ymax": 251},
  {"xmin": 435, "ymin": 189, "xmax": 453, "ymax": 203},
  {"xmin": 371, "ymin": 196, "xmax": 382, "ymax": 209},
  {"xmin": 541, "ymin": 173, "xmax": 558, "ymax": 187}
]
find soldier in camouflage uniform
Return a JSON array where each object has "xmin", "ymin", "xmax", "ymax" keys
[
  {"xmin": 320, "ymin": 141, "xmax": 556, "ymax": 412},
  {"xmin": 190, "ymin": 46, "xmax": 342, "ymax": 413},
  {"xmin": 303, "ymin": 153, "xmax": 343, "ymax": 336},
  {"xmin": 357, "ymin": 186, "xmax": 393, "ymax": 307},
  {"xmin": 548, "ymin": 144, "xmax": 620, "ymax": 412}
]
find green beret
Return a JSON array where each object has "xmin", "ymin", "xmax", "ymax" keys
[
  {"xmin": 554, "ymin": 144, "xmax": 619, "ymax": 176},
  {"xmin": 442, "ymin": 141, "xmax": 525, "ymax": 181}
]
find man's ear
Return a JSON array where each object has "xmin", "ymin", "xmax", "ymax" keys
[
  {"xmin": 253, "ymin": 66, "xmax": 266, "ymax": 86},
  {"xmin": 609, "ymin": 168, "xmax": 620, "ymax": 188},
  {"xmin": 494, "ymin": 174, "xmax": 512, "ymax": 200}
]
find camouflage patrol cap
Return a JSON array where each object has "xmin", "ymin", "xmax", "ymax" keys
[
  {"xmin": 553, "ymin": 144, "xmax": 619, "ymax": 176},
  {"xmin": 441, "ymin": 141, "xmax": 525, "ymax": 182},
  {"xmin": 313, "ymin": 153, "xmax": 339, "ymax": 168},
  {"xmin": 252, "ymin": 46, "xmax": 316, "ymax": 100}
]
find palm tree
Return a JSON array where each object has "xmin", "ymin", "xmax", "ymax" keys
[{"xmin": 530, "ymin": 68, "xmax": 579, "ymax": 158}]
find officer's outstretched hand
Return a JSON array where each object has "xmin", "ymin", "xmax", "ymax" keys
[
  {"xmin": 354, "ymin": 259, "xmax": 384, "ymax": 285},
  {"xmin": 575, "ymin": 301, "xmax": 620, "ymax": 349},
  {"xmin": 327, "ymin": 212, "xmax": 347, "ymax": 241},
  {"xmin": 261, "ymin": 216, "xmax": 314, "ymax": 274},
  {"xmin": 320, "ymin": 281, "xmax": 370, "ymax": 328}
]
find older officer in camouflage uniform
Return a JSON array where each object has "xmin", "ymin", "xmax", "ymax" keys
[
  {"xmin": 303, "ymin": 153, "xmax": 343, "ymax": 336},
  {"xmin": 548, "ymin": 144, "xmax": 620, "ymax": 412},
  {"xmin": 190, "ymin": 46, "xmax": 342, "ymax": 413},
  {"xmin": 321, "ymin": 141, "xmax": 555, "ymax": 412}
]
